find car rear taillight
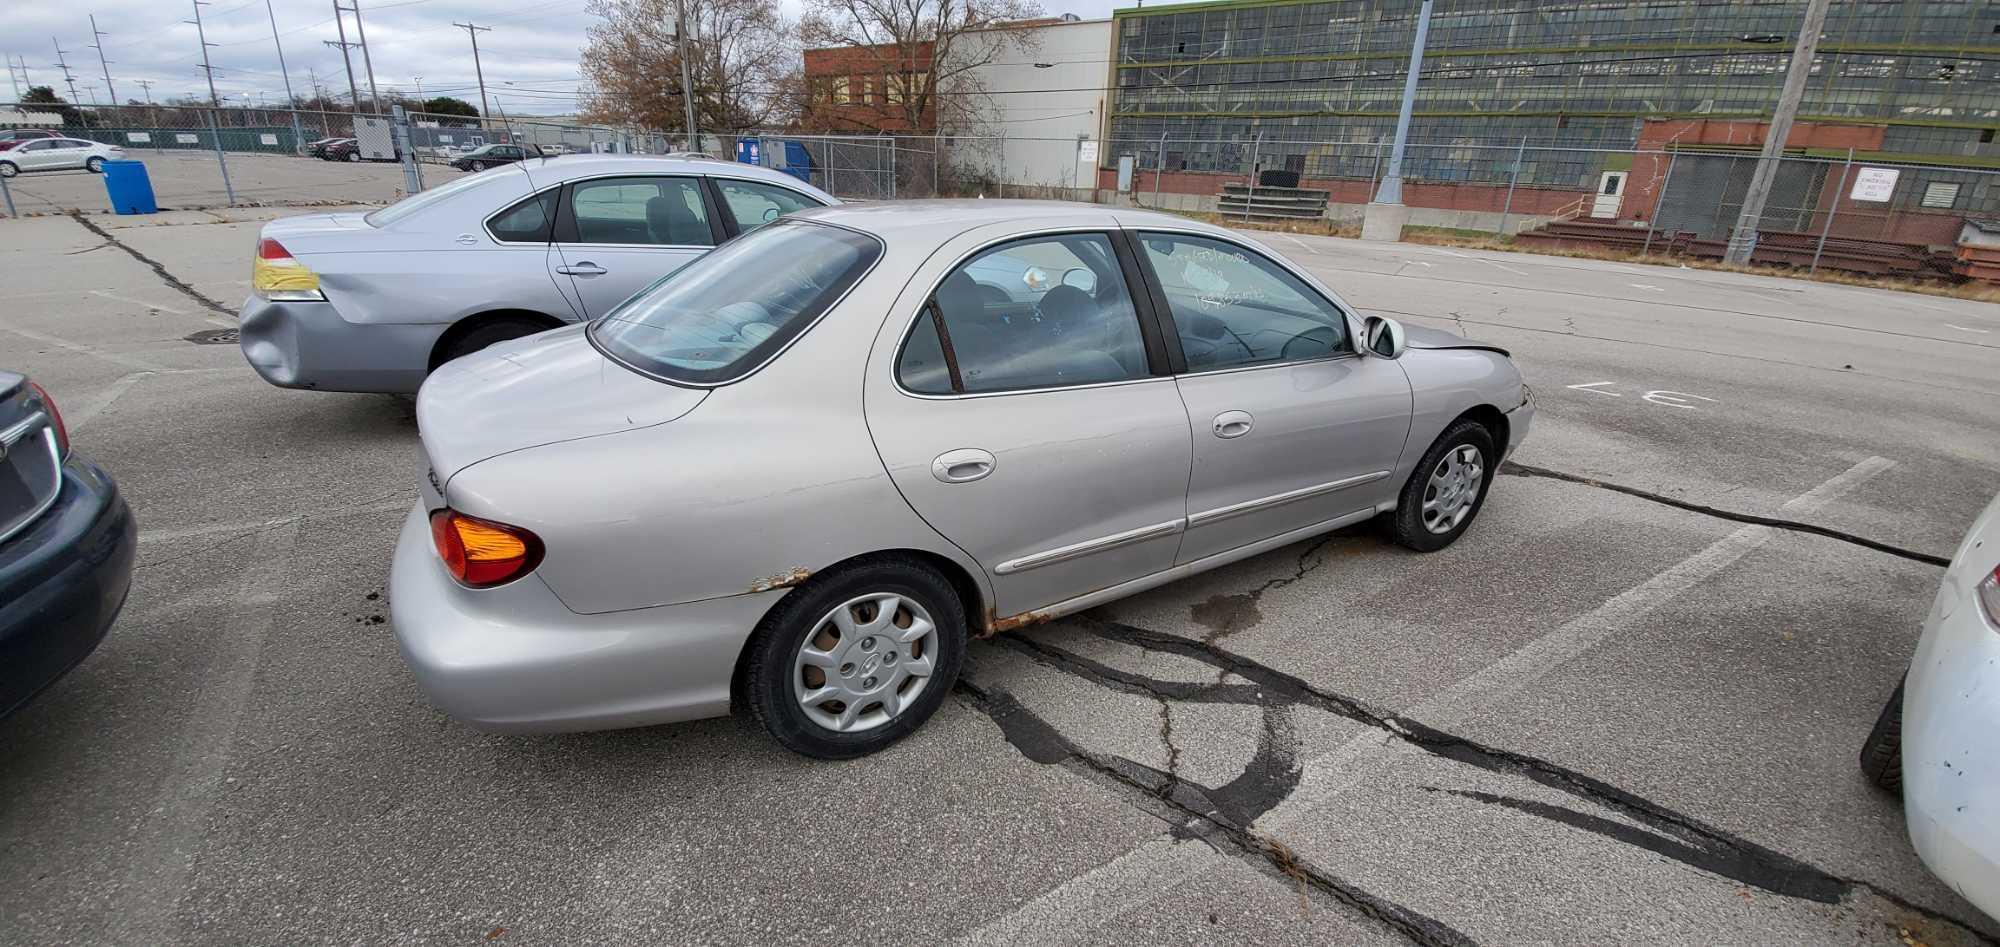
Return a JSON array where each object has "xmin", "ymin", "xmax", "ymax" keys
[
  {"xmin": 1979, "ymin": 565, "xmax": 2000, "ymax": 628},
  {"xmin": 25, "ymin": 381, "xmax": 69, "ymax": 458},
  {"xmin": 429, "ymin": 509, "xmax": 543, "ymax": 588},
  {"xmin": 252, "ymin": 238, "xmax": 325, "ymax": 301}
]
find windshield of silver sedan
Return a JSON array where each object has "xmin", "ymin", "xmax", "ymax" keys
[{"xmin": 589, "ymin": 219, "xmax": 881, "ymax": 385}]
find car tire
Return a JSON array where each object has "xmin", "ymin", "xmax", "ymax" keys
[
  {"xmin": 470, "ymin": 160, "xmax": 486, "ymax": 171},
  {"xmin": 436, "ymin": 316, "xmax": 554, "ymax": 367},
  {"xmin": 85, "ymin": 157, "xmax": 105, "ymax": 173},
  {"xmin": 740, "ymin": 556, "xmax": 967, "ymax": 760},
  {"xmin": 345, "ymin": 151, "xmax": 361, "ymax": 162},
  {"xmin": 0, "ymin": 161, "xmax": 16, "ymax": 178},
  {"xmin": 1860, "ymin": 679, "xmax": 1905, "ymax": 795},
  {"xmin": 1387, "ymin": 419, "xmax": 1496, "ymax": 552}
]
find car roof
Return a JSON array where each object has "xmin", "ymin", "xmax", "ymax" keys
[
  {"xmin": 523, "ymin": 154, "xmax": 832, "ymax": 193},
  {"xmin": 787, "ymin": 199, "xmax": 1235, "ymax": 242}
]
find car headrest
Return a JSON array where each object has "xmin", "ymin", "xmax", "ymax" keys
[{"xmin": 934, "ymin": 271, "xmax": 984, "ymax": 320}]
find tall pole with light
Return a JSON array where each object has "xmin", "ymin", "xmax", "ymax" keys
[{"xmin": 1362, "ymin": 0, "xmax": 1431, "ymax": 242}]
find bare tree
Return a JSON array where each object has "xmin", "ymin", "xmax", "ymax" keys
[
  {"xmin": 580, "ymin": 0, "xmax": 796, "ymax": 132},
  {"xmin": 799, "ymin": 0, "xmax": 1043, "ymax": 134}
]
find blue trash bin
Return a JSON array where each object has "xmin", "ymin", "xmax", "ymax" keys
[{"xmin": 101, "ymin": 160, "xmax": 158, "ymax": 215}]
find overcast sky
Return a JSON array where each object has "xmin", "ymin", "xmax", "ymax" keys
[{"xmin": 3, "ymin": 0, "xmax": 1123, "ymax": 116}]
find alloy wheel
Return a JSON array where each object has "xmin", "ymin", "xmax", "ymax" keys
[
  {"xmin": 1422, "ymin": 444, "xmax": 1484, "ymax": 535},
  {"xmin": 792, "ymin": 592, "xmax": 939, "ymax": 733}
]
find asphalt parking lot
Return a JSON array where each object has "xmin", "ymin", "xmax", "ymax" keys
[{"xmin": 2, "ymin": 204, "xmax": 1998, "ymax": 946}]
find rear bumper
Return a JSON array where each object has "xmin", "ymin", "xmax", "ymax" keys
[
  {"xmin": 239, "ymin": 295, "xmax": 448, "ymax": 394},
  {"xmin": 0, "ymin": 455, "xmax": 136, "ymax": 718},
  {"xmin": 388, "ymin": 503, "xmax": 780, "ymax": 732},
  {"xmin": 1902, "ymin": 570, "xmax": 2000, "ymax": 920}
]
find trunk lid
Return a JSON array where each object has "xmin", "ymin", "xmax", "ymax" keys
[
  {"xmin": 416, "ymin": 324, "xmax": 706, "ymax": 486},
  {"xmin": 261, "ymin": 211, "xmax": 373, "ymax": 238}
]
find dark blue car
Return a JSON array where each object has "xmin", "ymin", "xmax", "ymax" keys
[{"xmin": 0, "ymin": 372, "xmax": 135, "ymax": 719}]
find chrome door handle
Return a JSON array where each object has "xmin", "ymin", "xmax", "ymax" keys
[
  {"xmin": 1212, "ymin": 410, "xmax": 1254, "ymax": 439},
  {"xmin": 556, "ymin": 262, "xmax": 607, "ymax": 276},
  {"xmin": 931, "ymin": 448, "xmax": 996, "ymax": 484}
]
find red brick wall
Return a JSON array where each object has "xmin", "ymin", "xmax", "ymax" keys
[
  {"xmin": 802, "ymin": 42, "xmax": 937, "ymax": 133},
  {"xmin": 1622, "ymin": 118, "xmax": 1890, "ymax": 224}
]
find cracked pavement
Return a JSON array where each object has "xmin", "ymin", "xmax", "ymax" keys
[{"xmin": 2, "ymin": 209, "xmax": 1999, "ymax": 945}]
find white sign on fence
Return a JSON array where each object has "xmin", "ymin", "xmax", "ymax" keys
[
  {"xmin": 175, "ymin": 133, "xmax": 199, "ymax": 144},
  {"xmin": 1077, "ymin": 140, "xmax": 1099, "ymax": 164},
  {"xmin": 126, "ymin": 132, "xmax": 150, "ymax": 143},
  {"xmin": 438, "ymin": 134, "xmax": 453, "ymax": 143},
  {"xmin": 1851, "ymin": 167, "xmax": 1900, "ymax": 202},
  {"xmin": 259, "ymin": 133, "xmax": 279, "ymax": 146}
]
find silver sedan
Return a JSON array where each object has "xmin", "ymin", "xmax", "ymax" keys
[
  {"xmin": 238, "ymin": 155, "xmax": 835, "ymax": 394},
  {"xmin": 390, "ymin": 201, "xmax": 1535, "ymax": 758}
]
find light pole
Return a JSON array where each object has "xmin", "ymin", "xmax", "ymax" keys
[
  {"xmin": 675, "ymin": 0, "xmax": 698, "ymax": 151},
  {"xmin": 1723, "ymin": 0, "xmax": 1834, "ymax": 264},
  {"xmin": 1362, "ymin": 0, "xmax": 1432, "ymax": 242}
]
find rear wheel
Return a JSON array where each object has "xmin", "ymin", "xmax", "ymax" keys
[
  {"xmin": 434, "ymin": 316, "xmax": 555, "ymax": 368},
  {"xmin": 85, "ymin": 156, "xmax": 105, "ymax": 173},
  {"xmin": 741, "ymin": 557, "xmax": 967, "ymax": 759},
  {"xmin": 1387, "ymin": 419, "xmax": 1495, "ymax": 552},
  {"xmin": 345, "ymin": 151, "xmax": 360, "ymax": 162},
  {"xmin": 470, "ymin": 160, "xmax": 487, "ymax": 172},
  {"xmin": 0, "ymin": 161, "xmax": 17, "ymax": 178},
  {"xmin": 1860, "ymin": 679, "xmax": 1905, "ymax": 795}
]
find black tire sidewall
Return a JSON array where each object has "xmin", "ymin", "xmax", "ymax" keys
[
  {"xmin": 440, "ymin": 318, "xmax": 549, "ymax": 365},
  {"xmin": 86, "ymin": 158, "xmax": 103, "ymax": 173},
  {"xmin": 0, "ymin": 162, "xmax": 16, "ymax": 178},
  {"xmin": 1393, "ymin": 420, "xmax": 1497, "ymax": 552},
  {"xmin": 744, "ymin": 560, "xmax": 966, "ymax": 760},
  {"xmin": 470, "ymin": 161, "xmax": 485, "ymax": 171}
]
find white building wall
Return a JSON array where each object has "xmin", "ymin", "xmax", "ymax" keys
[{"xmin": 951, "ymin": 18, "xmax": 1113, "ymax": 196}]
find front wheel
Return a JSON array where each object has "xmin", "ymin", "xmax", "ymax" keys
[
  {"xmin": 0, "ymin": 161, "xmax": 17, "ymax": 178},
  {"xmin": 85, "ymin": 156, "xmax": 105, "ymax": 173},
  {"xmin": 1387, "ymin": 419, "xmax": 1495, "ymax": 552},
  {"xmin": 741, "ymin": 557, "xmax": 967, "ymax": 759},
  {"xmin": 345, "ymin": 151, "xmax": 360, "ymax": 162},
  {"xmin": 469, "ymin": 160, "xmax": 486, "ymax": 171}
]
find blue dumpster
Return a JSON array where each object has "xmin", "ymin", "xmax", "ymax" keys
[
  {"xmin": 102, "ymin": 160, "xmax": 158, "ymax": 215},
  {"xmin": 736, "ymin": 137, "xmax": 762, "ymax": 166}
]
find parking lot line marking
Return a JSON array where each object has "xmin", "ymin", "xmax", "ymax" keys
[
  {"xmin": 137, "ymin": 498, "xmax": 412, "ymax": 547},
  {"xmin": 66, "ymin": 372, "xmax": 151, "ymax": 431},
  {"xmin": 957, "ymin": 836, "xmax": 1229, "ymax": 946},
  {"xmin": 1418, "ymin": 245, "xmax": 1531, "ymax": 276},
  {"xmin": 1944, "ymin": 324, "xmax": 1990, "ymax": 334},
  {"xmin": 107, "ymin": 520, "xmax": 301, "ymax": 945},
  {"xmin": 1276, "ymin": 232, "xmax": 1321, "ymax": 255},
  {"xmin": 983, "ymin": 457, "xmax": 1894, "ymax": 937},
  {"xmin": 0, "ymin": 320, "xmax": 172, "ymax": 372},
  {"xmin": 89, "ymin": 289, "xmax": 188, "ymax": 315}
]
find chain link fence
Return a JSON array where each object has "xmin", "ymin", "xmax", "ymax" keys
[{"xmin": 5, "ymin": 100, "xmax": 1997, "ymax": 280}]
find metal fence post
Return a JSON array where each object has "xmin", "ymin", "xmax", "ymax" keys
[
  {"xmin": 1642, "ymin": 150, "xmax": 1678, "ymax": 256},
  {"xmin": 1244, "ymin": 131, "xmax": 1262, "ymax": 221},
  {"xmin": 0, "ymin": 171, "xmax": 15, "ymax": 218},
  {"xmin": 391, "ymin": 105, "xmax": 423, "ymax": 195},
  {"xmin": 1497, "ymin": 135, "xmax": 1527, "ymax": 236},
  {"xmin": 1369, "ymin": 136, "xmax": 1385, "ymax": 200},
  {"xmin": 889, "ymin": 138, "xmax": 897, "ymax": 200},
  {"xmin": 1812, "ymin": 147, "xmax": 1854, "ymax": 275},
  {"xmin": 207, "ymin": 109, "xmax": 237, "ymax": 206},
  {"xmin": 999, "ymin": 136, "xmax": 1005, "ymax": 198},
  {"xmin": 932, "ymin": 132, "xmax": 941, "ymax": 197}
]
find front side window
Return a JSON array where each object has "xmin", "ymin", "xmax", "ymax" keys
[
  {"xmin": 899, "ymin": 233, "xmax": 1149, "ymax": 395},
  {"xmin": 566, "ymin": 176, "xmax": 713, "ymax": 246},
  {"xmin": 1137, "ymin": 232, "xmax": 1349, "ymax": 371},
  {"xmin": 591, "ymin": 219, "xmax": 879, "ymax": 385},
  {"xmin": 716, "ymin": 178, "xmax": 823, "ymax": 234}
]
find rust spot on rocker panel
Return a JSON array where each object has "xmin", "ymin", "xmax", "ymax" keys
[{"xmin": 748, "ymin": 567, "xmax": 813, "ymax": 594}]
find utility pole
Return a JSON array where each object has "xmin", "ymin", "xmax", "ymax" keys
[
  {"xmin": 1724, "ymin": 0, "xmax": 1833, "ymax": 264},
  {"xmin": 322, "ymin": 6, "xmax": 362, "ymax": 115},
  {"xmin": 6, "ymin": 54, "xmax": 23, "ymax": 99},
  {"xmin": 187, "ymin": 0, "xmax": 220, "ymax": 107},
  {"xmin": 134, "ymin": 78, "xmax": 154, "ymax": 104},
  {"xmin": 52, "ymin": 38, "xmax": 82, "ymax": 102},
  {"xmin": 412, "ymin": 75, "xmax": 422, "ymax": 98},
  {"xmin": 336, "ymin": 0, "xmax": 381, "ymax": 113},
  {"xmin": 674, "ymin": 0, "xmax": 698, "ymax": 150},
  {"xmin": 1362, "ymin": 0, "xmax": 1432, "ymax": 241},
  {"xmin": 264, "ymin": 0, "xmax": 298, "ymax": 107},
  {"xmin": 453, "ymin": 22, "xmax": 493, "ymax": 132},
  {"xmin": 87, "ymin": 15, "xmax": 117, "ymax": 104}
]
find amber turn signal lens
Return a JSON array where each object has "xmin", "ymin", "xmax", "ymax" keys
[{"xmin": 428, "ymin": 509, "xmax": 543, "ymax": 588}]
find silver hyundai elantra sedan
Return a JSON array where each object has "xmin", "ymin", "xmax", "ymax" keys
[{"xmin": 390, "ymin": 201, "xmax": 1534, "ymax": 758}]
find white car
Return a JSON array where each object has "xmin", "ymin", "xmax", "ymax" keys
[
  {"xmin": 0, "ymin": 137, "xmax": 125, "ymax": 177},
  {"xmin": 1861, "ymin": 490, "xmax": 2000, "ymax": 920}
]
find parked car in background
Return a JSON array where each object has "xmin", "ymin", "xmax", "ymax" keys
[
  {"xmin": 389, "ymin": 202, "xmax": 1534, "ymax": 758},
  {"xmin": 1860, "ymin": 490, "xmax": 2000, "ymax": 921},
  {"xmin": 239, "ymin": 155, "xmax": 836, "ymax": 394},
  {"xmin": 324, "ymin": 139, "xmax": 401, "ymax": 163},
  {"xmin": 0, "ymin": 138, "xmax": 125, "ymax": 177},
  {"xmin": 0, "ymin": 128, "xmax": 61, "ymax": 152},
  {"xmin": 448, "ymin": 143, "xmax": 539, "ymax": 171},
  {"xmin": 0, "ymin": 371, "xmax": 136, "ymax": 719},
  {"xmin": 307, "ymin": 137, "xmax": 351, "ymax": 159}
]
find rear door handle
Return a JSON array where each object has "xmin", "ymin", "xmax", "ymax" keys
[
  {"xmin": 1212, "ymin": 410, "xmax": 1254, "ymax": 439},
  {"xmin": 931, "ymin": 448, "xmax": 996, "ymax": 484},
  {"xmin": 556, "ymin": 262, "xmax": 607, "ymax": 276}
]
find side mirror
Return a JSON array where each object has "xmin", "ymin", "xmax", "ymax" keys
[
  {"xmin": 1060, "ymin": 266, "xmax": 1098, "ymax": 294},
  {"xmin": 1364, "ymin": 315, "xmax": 1406, "ymax": 359}
]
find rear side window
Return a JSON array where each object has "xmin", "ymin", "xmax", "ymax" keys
[
  {"xmin": 488, "ymin": 190, "xmax": 556, "ymax": 243},
  {"xmin": 590, "ymin": 220, "xmax": 879, "ymax": 385},
  {"xmin": 364, "ymin": 170, "xmax": 508, "ymax": 227},
  {"xmin": 715, "ymin": 178, "xmax": 824, "ymax": 234}
]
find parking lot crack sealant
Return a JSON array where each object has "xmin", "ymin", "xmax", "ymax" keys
[{"xmin": 67, "ymin": 211, "xmax": 236, "ymax": 318}]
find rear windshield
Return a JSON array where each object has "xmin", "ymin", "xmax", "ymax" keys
[
  {"xmin": 589, "ymin": 219, "xmax": 880, "ymax": 385},
  {"xmin": 363, "ymin": 169, "xmax": 512, "ymax": 227}
]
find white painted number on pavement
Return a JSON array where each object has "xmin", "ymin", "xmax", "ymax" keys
[
  {"xmin": 1566, "ymin": 381, "xmax": 1718, "ymax": 410},
  {"xmin": 1567, "ymin": 381, "xmax": 1620, "ymax": 396}
]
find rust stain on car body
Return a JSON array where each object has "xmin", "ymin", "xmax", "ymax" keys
[
  {"xmin": 982, "ymin": 607, "xmax": 1055, "ymax": 638},
  {"xmin": 749, "ymin": 567, "xmax": 812, "ymax": 593}
]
